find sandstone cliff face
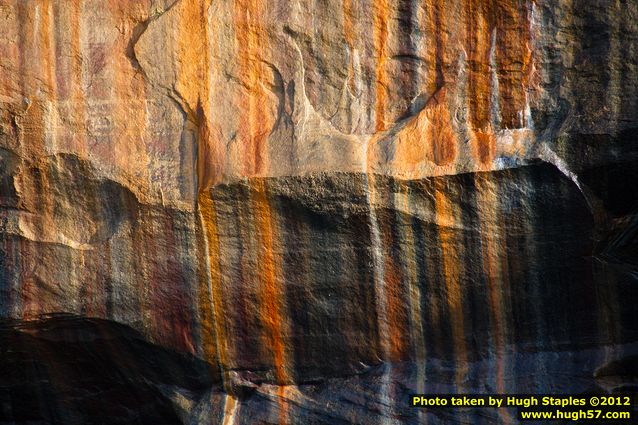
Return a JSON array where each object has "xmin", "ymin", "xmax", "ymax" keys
[{"xmin": 1, "ymin": 0, "xmax": 637, "ymax": 424}]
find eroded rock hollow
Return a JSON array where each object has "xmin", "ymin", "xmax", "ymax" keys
[{"xmin": 1, "ymin": 0, "xmax": 637, "ymax": 423}]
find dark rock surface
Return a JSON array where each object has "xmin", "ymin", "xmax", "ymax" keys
[{"xmin": 0, "ymin": 315, "xmax": 216, "ymax": 425}]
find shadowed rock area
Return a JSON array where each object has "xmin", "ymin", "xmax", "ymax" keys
[
  {"xmin": 205, "ymin": 164, "xmax": 636, "ymax": 382},
  {"xmin": 0, "ymin": 315, "xmax": 216, "ymax": 425}
]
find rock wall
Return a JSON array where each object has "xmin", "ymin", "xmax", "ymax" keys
[{"xmin": 1, "ymin": 0, "xmax": 637, "ymax": 424}]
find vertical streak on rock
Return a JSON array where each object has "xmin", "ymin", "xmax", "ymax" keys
[
  {"xmin": 186, "ymin": 0, "xmax": 225, "ymax": 371},
  {"xmin": 167, "ymin": 215, "xmax": 195, "ymax": 352},
  {"xmin": 199, "ymin": 2, "xmax": 224, "ymax": 191},
  {"xmin": 198, "ymin": 192, "xmax": 227, "ymax": 374},
  {"xmin": 36, "ymin": 0, "xmax": 57, "ymax": 151},
  {"xmin": 51, "ymin": 2, "xmax": 67, "ymax": 99},
  {"xmin": 432, "ymin": 0, "xmax": 446, "ymax": 92},
  {"xmin": 0, "ymin": 1, "xmax": 13, "ymax": 100},
  {"xmin": 434, "ymin": 179, "xmax": 467, "ymax": 386},
  {"xmin": 251, "ymin": 180, "xmax": 289, "ymax": 423},
  {"xmin": 473, "ymin": 130, "xmax": 496, "ymax": 166},
  {"xmin": 131, "ymin": 211, "xmax": 148, "ymax": 326},
  {"xmin": 233, "ymin": 187, "xmax": 259, "ymax": 364},
  {"xmin": 495, "ymin": 0, "xmax": 531, "ymax": 129},
  {"xmin": 5, "ymin": 239, "xmax": 14, "ymax": 316},
  {"xmin": 606, "ymin": 1, "xmax": 621, "ymax": 128},
  {"xmin": 181, "ymin": 0, "xmax": 217, "ymax": 190},
  {"xmin": 343, "ymin": 0, "xmax": 356, "ymax": 95},
  {"xmin": 466, "ymin": 0, "xmax": 492, "ymax": 130},
  {"xmin": 142, "ymin": 211, "xmax": 159, "ymax": 339},
  {"xmin": 364, "ymin": 140, "xmax": 393, "ymax": 422},
  {"xmin": 421, "ymin": 186, "xmax": 443, "ymax": 361},
  {"xmin": 475, "ymin": 173, "xmax": 506, "ymax": 393},
  {"xmin": 466, "ymin": 0, "xmax": 496, "ymax": 165},
  {"xmin": 373, "ymin": 0, "xmax": 389, "ymax": 132},
  {"xmin": 234, "ymin": 0, "xmax": 268, "ymax": 176},
  {"xmin": 396, "ymin": 185, "xmax": 426, "ymax": 394},
  {"xmin": 20, "ymin": 264, "xmax": 36, "ymax": 320},
  {"xmin": 41, "ymin": 0, "xmax": 56, "ymax": 125},
  {"xmin": 103, "ymin": 241, "xmax": 115, "ymax": 319},
  {"xmin": 396, "ymin": 0, "xmax": 418, "ymax": 110},
  {"xmin": 222, "ymin": 393, "xmax": 239, "ymax": 425},
  {"xmin": 15, "ymin": 0, "xmax": 31, "ymax": 149},
  {"xmin": 421, "ymin": 0, "xmax": 436, "ymax": 99},
  {"xmin": 379, "ymin": 193, "xmax": 407, "ymax": 362},
  {"xmin": 488, "ymin": 28, "xmax": 501, "ymax": 129},
  {"xmin": 68, "ymin": 0, "xmax": 87, "ymax": 156},
  {"xmin": 365, "ymin": 173, "xmax": 388, "ymax": 357},
  {"xmin": 343, "ymin": 0, "xmax": 354, "ymax": 53},
  {"xmin": 77, "ymin": 249, "xmax": 91, "ymax": 316},
  {"xmin": 426, "ymin": 102, "xmax": 457, "ymax": 166},
  {"xmin": 278, "ymin": 386, "xmax": 291, "ymax": 425}
]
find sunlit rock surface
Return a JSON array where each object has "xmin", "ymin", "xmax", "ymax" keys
[{"xmin": 1, "ymin": 0, "xmax": 637, "ymax": 424}]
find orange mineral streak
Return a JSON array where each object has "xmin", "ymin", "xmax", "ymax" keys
[
  {"xmin": 434, "ymin": 179, "xmax": 468, "ymax": 384},
  {"xmin": 466, "ymin": 0, "xmax": 493, "ymax": 131},
  {"xmin": 379, "ymin": 214, "xmax": 408, "ymax": 362},
  {"xmin": 222, "ymin": 395, "xmax": 238, "ymax": 425},
  {"xmin": 250, "ymin": 180, "xmax": 290, "ymax": 424},
  {"xmin": 175, "ymin": 0, "xmax": 212, "ymax": 115},
  {"xmin": 278, "ymin": 385, "xmax": 288, "ymax": 425},
  {"xmin": 175, "ymin": 0, "xmax": 228, "ymax": 191},
  {"xmin": 472, "ymin": 128, "xmax": 496, "ymax": 166},
  {"xmin": 343, "ymin": 0, "xmax": 354, "ymax": 51},
  {"xmin": 16, "ymin": 0, "xmax": 56, "ymax": 156},
  {"xmin": 495, "ymin": 1, "xmax": 532, "ymax": 129},
  {"xmin": 466, "ymin": 0, "xmax": 532, "ymax": 131},
  {"xmin": 366, "ymin": 0, "xmax": 532, "ymax": 173},
  {"xmin": 373, "ymin": 0, "xmax": 389, "ymax": 132},
  {"xmin": 198, "ymin": 192, "xmax": 228, "ymax": 369},
  {"xmin": 475, "ymin": 173, "xmax": 506, "ymax": 393},
  {"xmin": 251, "ymin": 181, "xmax": 290, "ymax": 386},
  {"xmin": 426, "ymin": 101, "xmax": 456, "ymax": 166},
  {"xmin": 40, "ymin": 0, "xmax": 56, "ymax": 107},
  {"xmin": 234, "ymin": 0, "xmax": 273, "ymax": 176}
]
